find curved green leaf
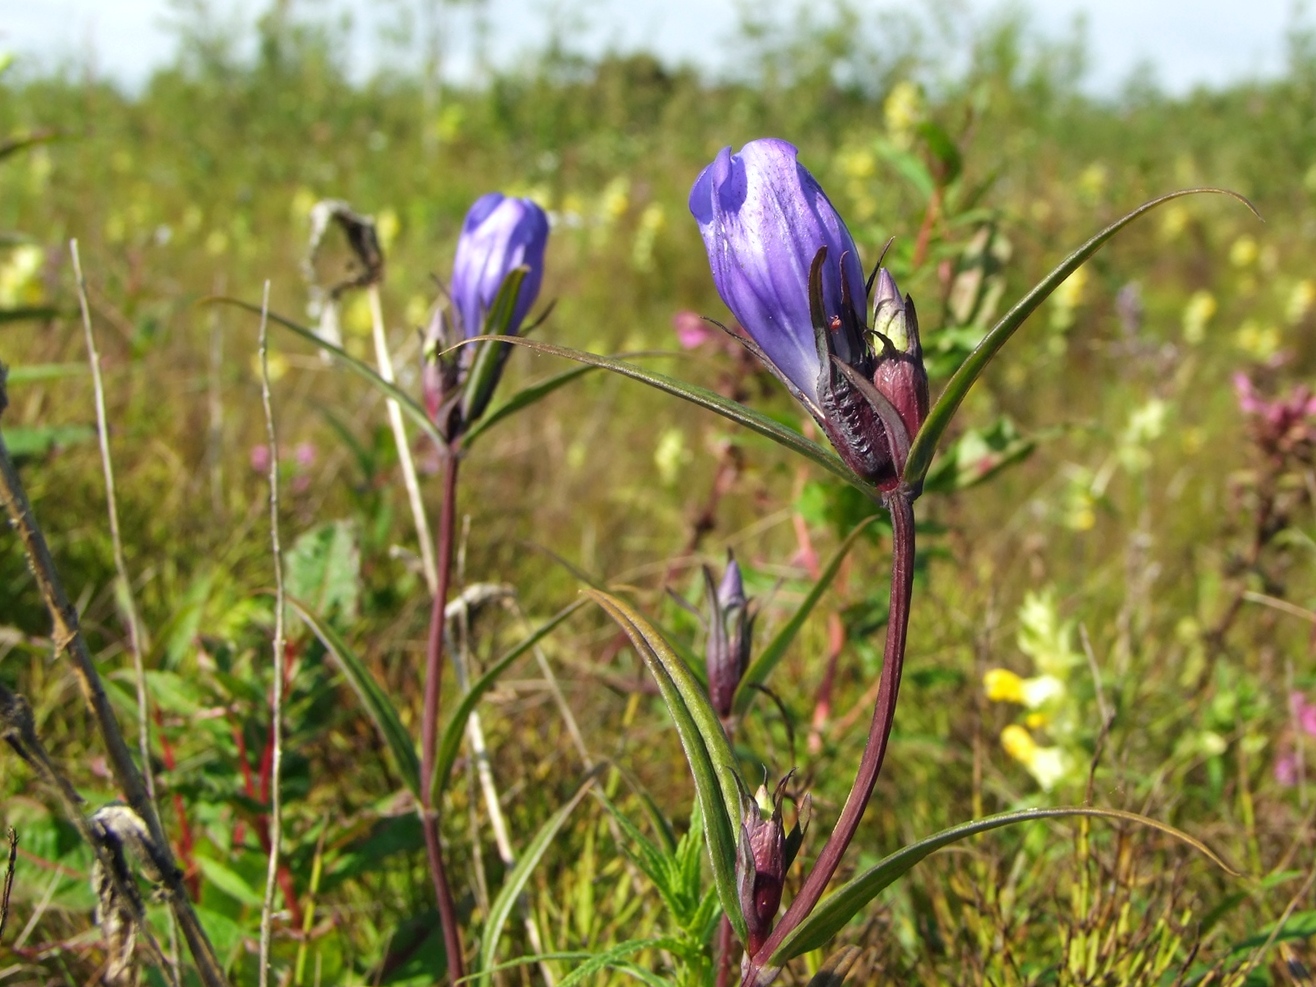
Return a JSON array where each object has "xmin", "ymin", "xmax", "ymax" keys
[
  {"xmin": 463, "ymin": 364, "xmax": 597, "ymax": 446},
  {"xmin": 477, "ymin": 777, "xmax": 594, "ymax": 984},
  {"xmin": 770, "ymin": 806, "xmax": 1239, "ymax": 964},
  {"xmin": 206, "ymin": 297, "xmax": 447, "ymax": 449},
  {"xmin": 462, "ymin": 267, "xmax": 527, "ymax": 424},
  {"xmin": 480, "ymin": 337, "xmax": 863, "ymax": 490},
  {"xmin": 734, "ymin": 514, "xmax": 880, "ymax": 715},
  {"xmin": 285, "ymin": 595, "xmax": 420, "ymax": 795},
  {"xmin": 432, "ymin": 600, "xmax": 584, "ymax": 797},
  {"xmin": 904, "ymin": 187, "xmax": 1258, "ymax": 487},
  {"xmin": 586, "ymin": 588, "xmax": 748, "ymax": 943}
]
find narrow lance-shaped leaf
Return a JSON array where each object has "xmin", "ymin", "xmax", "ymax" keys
[
  {"xmin": 206, "ymin": 297, "xmax": 448, "ymax": 449},
  {"xmin": 285, "ymin": 595, "xmax": 421, "ymax": 796},
  {"xmin": 469, "ymin": 336, "xmax": 864, "ymax": 490},
  {"xmin": 904, "ymin": 187, "xmax": 1258, "ymax": 487},
  {"xmin": 586, "ymin": 588, "xmax": 749, "ymax": 943},
  {"xmin": 769, "ymin": 806, "xmax": 1239, "ymax": 964},
  {"xmin": 431, "ymin": 600, "xmax": 584, "ymax": 797},
  {"xmin": 462, "ymin": 364, "xmax": 598, "ymax": 446},
  {"xmin": 477, "ymin": 777, "xmax": 595, "ymax": 984},
  {"xmin": 735, "ymin": 514, "xmax": 880, "ymax": 715},
  {"xmin": 461, "ymin": 266, "xmax": 527, "ymax": 425}
]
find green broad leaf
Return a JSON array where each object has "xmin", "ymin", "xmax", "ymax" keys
[
  {"xmin": 1, "ymin": 423, "xmax": 95, "ymax": 458},
  {"xmin": 554, "ymin": 936, "xmax": 685, "ymax": 987},
  {"xmin": 904, "ymin": 187, "xmax": 1257, "ymax": 487},
  {"xmin": 735, "ymin": 515, "xmax": 880, "ymax": 715},
  {"xmin": 195, "ymin": 854, "xmax": 265, "ymax": 908},
  {"xmin": 4, "ymin": 363, "xmax": 85, "ymax": 383},
  {"xmin": 0, "ymin": 306, "xmax": 60, "ymax": 324},
  {"xmin": 461, "ymin": 267, "xmax": 527, "ymax": 425},
  {"xmin": 585, "ymin": 588, "xmax": 748, "ymax": 943},
  {"xmin": 874, "ymin": 137, "xmax": 936, "ymax": 201},
  {"xmin": 769, "ymin": 806, "xmax": 1238, "ymax": 964},
  {"xmin": 477, "ymin": 777, "xmax": 594, "ymax": 984},
  {"xmin": 482, "ymin": 337, "xmax": 863, "ymax": 491},
  {"xmin": 462, "ymin": 364, "xmax": 597, "ymax": 446},
  {"xmin": 286, "ymin": 595, "xmax": 421, "ymax": 796},
  {"xmin": 915, "ymin": 120, "xmax": 962, "ymax": 184},
  {"xmin": 285, "ymin": 521, "xmax": 362, "ymax": 626},
  {"xmin": 432, "ymin": 600, "xmax": 584, "ymax": 797},
  {"xmin": 207, "ymin": 297, "xmax": 447, "ymax": 450},
  {"xmin": 194, "ymin": 905, "xmax": 246, "ymax": 970},
  {"xmin": 1229, "ymin": 910, "xmax": 1316, "ymax": 953},
  {"xmin": 921, "ymin": 417, "xmax": 1035, "ymax": 495}
]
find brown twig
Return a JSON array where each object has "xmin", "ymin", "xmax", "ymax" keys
[
  {"xmin": 0, "ymin": 366, "xmax": 229, "ymax": 987},
  {"xmin": 1, "ymin": 826, "xmax": 16, "ymax": 942},
  {"xmin": 0, "ymin": 682, "xmax": 173, "ymax": 981}
]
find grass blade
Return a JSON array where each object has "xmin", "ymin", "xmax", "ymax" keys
[
  {"xmin": 770, "ymin": 806, "xmax": 1239, "ymax": 964},
  {"xmin": 477, "ymin": 777, "xmax": 594, "ymax": 984},
  {"xmin": 904, "ymin": 187, "xmax": 1257, "ymax": 486},
  {"xmin": 734, "ymin": 514, "xmax": 879, "ymax": 715},
  {"xmin": 206, "ymin": 297, "xmax": 447, "ymax": 449},
  {"xmin": 285, "ymin": 595, "xmax": 421, "ymax": 796},
  {"xmin": 462, "ymin": 365, "xmax": 597, "ymax": 446},
  {"xmin": 483, "ymin": 337, "xmax": 862, "ymax": 489},
  {"xmin": 586, "ymin": 588, "xmax": 747, "ymax": 942},
  {"xmin": 432, "ymin": 600, "xmax": 584, "ymax": 797}
]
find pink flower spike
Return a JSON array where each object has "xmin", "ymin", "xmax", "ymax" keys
[
  {"xmin": 1275, "ymin": 751, "xmax": 1300, "ymax": 787},
  {"xmin": 1234, "ymin": 373, "xmax": 1263, "ymax": 415},
  {"xmin": 673, "ymin": 310, "xmax": 714, "ymax": 349}
]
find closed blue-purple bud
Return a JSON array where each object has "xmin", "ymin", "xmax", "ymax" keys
[
  {"xmin": 705, "ymin": 552, "xmax": 755, "ymax": 719},
  {"xmin": 450, "ymin": 192, "xmax": 549, "ymax": 338},
  {"xmin": 689, "ymin": 139, "xmax": 866, "ymax": 408}
]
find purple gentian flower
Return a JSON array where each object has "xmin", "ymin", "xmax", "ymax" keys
[
  {"xmin": 689, "ymin": 139, "xmax": 927, "ymax": 490},
  {"xmin": 450, "ymin": 193, "xmax": 550, "ymax": 338},
  {"xmin": 423, "ymin": 193, "xmax": 550, "ymax": 441}
]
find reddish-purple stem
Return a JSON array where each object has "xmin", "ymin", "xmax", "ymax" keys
[
  {"xmin": 421, "ymin": 450, "xmax": 465, "ymax": 982},
  {"xmin": 745, "ymin": 488, "xmax": 916, "ymax": 982}
]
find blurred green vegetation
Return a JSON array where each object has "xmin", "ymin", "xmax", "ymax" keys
[{"xmin": 2, "ymin": 3, "xmax": 1316, "ymax": 984}]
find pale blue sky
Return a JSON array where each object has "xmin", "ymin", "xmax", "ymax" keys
[{"xmin": 1, "ymin": 0, "xmax": 1306, "ymax": 96}]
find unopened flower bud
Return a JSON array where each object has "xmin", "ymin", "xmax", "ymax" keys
[
  {"xmin": 870, "ymin": 268, "xmax": 929, "ymax": 448},
  {"xmin": 737, "ymin": 783, "xmax": 786, "ymax": 957},
  {"xmin": 704, "ymin": 552, "xmax": 756, "ymax": 719}
]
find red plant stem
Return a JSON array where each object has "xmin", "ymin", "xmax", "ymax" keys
[
  {"xmin": 746, "ymin": 488, "xmax": 916, "ymax": 981},
  {"xmin": 715, "ymin": 914, "xmax": 735, "ymax": 987},
  {"xmin": 154, "ymin": 709, "xmax": 199, "ymax": 898},
  {"xmin": 233, "ymin": 721, "xmax": 304, "ymax": 927},
  {"xmin": 420, "ymin": 449, "xmax": 465, "ymax": 982}
]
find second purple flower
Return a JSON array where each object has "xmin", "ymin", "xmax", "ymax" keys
[
  {"xmin": 689, "ymin": 138, "xmax": 928, "ymax": 490},
  {"xmin": 424, "ymin": 193, "xmax": 550, "ymax": 441}
]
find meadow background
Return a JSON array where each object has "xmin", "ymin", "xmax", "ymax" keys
[{"xmin": 2, "ymin": 1, "xmax": 1316, "ymax": 983}]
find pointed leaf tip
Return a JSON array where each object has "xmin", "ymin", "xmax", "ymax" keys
[{"xmin": 904, "ymin": 186, "xmax": 1257, "ymax": 486}]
